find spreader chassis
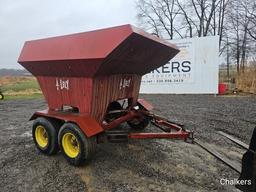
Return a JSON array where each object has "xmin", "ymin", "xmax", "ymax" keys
[{"xmin": 31, "ymin": 99, "xmax": 193, "ymax": 143}]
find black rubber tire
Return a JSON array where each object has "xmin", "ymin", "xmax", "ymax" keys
[
  {"xmin": 0, "ymin": 93, "xmax": 4, "ymax": 100},
  {"xmin": 107, "ymin": 101, "xmax": 122, "ymax": 111},
  {"xmin": 105, "ymin": 101, "xmax": 123, "ymax": 122},
  {"xmin": 32, "ymin": 117, "xmax": 59, "ymax": 155},
  {"xmin": 58, "ymin": 123, "xmax": 96, "ymax": 166},
  {"xmin": 127, "ymin": 116, "xmax": 150, "ymax": 130}
]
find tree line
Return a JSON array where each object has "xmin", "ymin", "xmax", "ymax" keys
[{"xmin": 136, "ymin": 0, "xmax": 256, "ymax": 73}]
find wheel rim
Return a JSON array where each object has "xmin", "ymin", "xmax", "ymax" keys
[
  {"xmin": 35, "ymin": 125, "xmax": 48, "ymax": 148},
  {"xmin": 62, "ymin": 133, "xmax": 80, "ymax": 158}
]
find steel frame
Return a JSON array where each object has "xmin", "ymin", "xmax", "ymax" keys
[{"xmin": 102, "ymin": 108, "xmax": 193, "ymax": 141}]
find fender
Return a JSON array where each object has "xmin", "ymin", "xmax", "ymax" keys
[{"xmin": 30, "ymin": 109, "xmax": 104, "ymax": 137}]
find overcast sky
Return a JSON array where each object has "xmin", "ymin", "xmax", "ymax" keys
[{"xmin": 0, "ymin": 0, "xmax": 137, "ymax": 69}]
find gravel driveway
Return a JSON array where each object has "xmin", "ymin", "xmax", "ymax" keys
[{"xmin": 0, "ymin": 94, "xmax": 255, "ymax": 192}]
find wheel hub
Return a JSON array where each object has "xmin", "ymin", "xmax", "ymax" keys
[
  {"xmin": 62, "ymin": 133, "xmax": 80, "ymax": 158},
  {"xmin": 35, "ymin": 125, "xmax": 48, "ymax": 148}
]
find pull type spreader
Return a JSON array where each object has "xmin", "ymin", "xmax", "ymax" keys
[{"xmin": 18, "ymin": 25, "xmax": 193, "ymax": 165}]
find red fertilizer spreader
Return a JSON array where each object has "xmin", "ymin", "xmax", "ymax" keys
[{"xmin": 18, "ymin": 25, "xmax": 193, "ymax": 165}]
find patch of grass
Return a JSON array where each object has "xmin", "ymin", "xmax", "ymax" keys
[
  {"xmin": 0, "ymin": 76, "xmax": 42, "ymax": 99},
  {"xmin": 3, "ymin": 93, "xmax": 43, "ymax": 100},
  {"xmin": 236, "ymin": 66, "xmax": 256, "ymax": 94},
  {"xmin": 1, "ymin": 79, "xmax": 39, "ymax": 92}
]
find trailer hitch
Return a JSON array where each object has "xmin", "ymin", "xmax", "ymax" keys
[
  {"xmin": 103, "ymin": 107, "xmax": 193, "ymax": 143},
  {"xmin": 127, "ymin": 110, "xmax": 194, "ymax": 143}
]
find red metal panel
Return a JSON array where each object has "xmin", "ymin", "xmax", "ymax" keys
[
  {"xmin": 96, "ymin": 33, "xmax": 179, "ymax": 76},
  {"xmin": 18, "ymin": 25, "xmax": 133, "ymax": 61},
  {"xmin": 31, "ymin": 110, "xmax": 104, "ymax": 137},
  {"xmin": 37, "ymin": 76, "xmax": 93, "ymax": 113},
  {"xmin": 91, "ymin": 74, "xmax": 141, "ymax": 121},
  {"xmin": 36, "ymin": 74, "xmax": 141, "ymax": 123},
  {"xmin": 131, "ymin": 25, "xmax": 178, "ymax": 48},
  {"xmin": 18, "ymin": 25, "xmax": 179, "ymax": 77},
  {"xmin": 20, "ymin": 59, "xmax": 102, "ymax": 77}
]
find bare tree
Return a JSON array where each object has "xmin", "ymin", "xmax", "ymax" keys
[
  {"xmin": 176, "ymin": 0, "xmax": 197, "ymax": 38},
  {"xmin": 137, "ymin": 0, "xmax": 228, "ymax": 43},
  {"xmin": 136, "ymin": 0, "xmax": 255, "ymax": 73},
  {"xmin": 226, "ymin": 0, "xmax": 255, "ymax": 73},
  {"xmin": 217, "ymin": 0, "xmax": 229, "ymax": 48},
  {"xmin": 246, "ymin": 2, "xmax": 256, "ymax": 41},
  {"xmin": 136, "ymin": 0, "xmax": 182, "ymax": 39},
  {"xmin": 179, "ymin": 0, "xmax": 220, "ymax": 37}
]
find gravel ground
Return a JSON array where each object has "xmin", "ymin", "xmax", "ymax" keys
[{"xmin": 0, "ymin": 94, "xmax": 255, "ymax": 192}]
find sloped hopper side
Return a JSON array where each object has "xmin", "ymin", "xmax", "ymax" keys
[
  {"xmin": 97, "ymin": 32, "xmax": 178, "ymax": 76},
  {"xmin": 18, "ymin": 24, "xmax": 133, "ymax": 77},
  {"xmin": 18, "ymin": 24, "xmax": 179, "ymax": 77},
  {"xmin": 17, "ymin": 25, "xmax": 179, "ymax": 121}
]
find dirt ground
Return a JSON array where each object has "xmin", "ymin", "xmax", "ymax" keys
[{"xmin": 0, "ymin": 94, "xmax": 256, "ymax": 192}]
